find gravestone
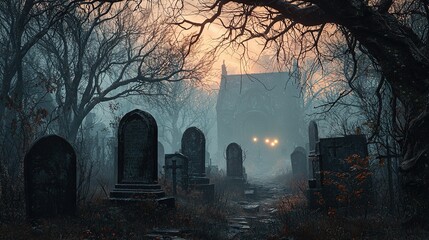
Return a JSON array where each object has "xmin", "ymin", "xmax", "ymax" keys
[
  {"xmin": 24, "ymin": 135, "xmax": 76, "ymax": 218},
  {"xmin": 226, "ymin": 143, "xmax": 245, "ymax": 190},
  {"xmin": 205, "ymin": 150, "xmax": 212, "ymax": 176},
  {"xmin": 308, "ymin": 121, "xmax": 319, "ymax": 178},
  {"xmin": 313, "ymin": 135, "xmax": 372, "ymax": 209},
  {"xmin": 206, "ymin": 150, "xmax": 211, "ymax": 166},
  {"xmin": 317, "ymin": 135, "xmax": 368, "ymax": 187},
  {"xmin": 118, "ymin": 109, "xmax": 157, "ymax": 183},
  {"xmin": 291, "ymin": 146, "xmax": 307, "ymax": 177},
  {"xmin": 164, "ymin": 153, "xmax": 189, "ymax": 193},
  {"xmin": 110, "ymin": 109, "xmax": 173, "ymax": 207},
  {"xmin": 158, "ymin": 142, "xmax": 165, "ymax": 175},
  {"xmin": 226, "ymin": 143, "xmax": 244, "ymax": 178},
  {"xmin": 181, "ymin": 127, "xmax": 214, "ymax": 202},
  {"xmin": 307, "ymin": 121, "xmax": 320, "ymax": 208},
  {"xmin": 308, "ymin": 121, "xmax": 319, "ymax": 153},
  {"xmin": 181, "ymin": 127, "xmax": 205, "ymax": 177}
]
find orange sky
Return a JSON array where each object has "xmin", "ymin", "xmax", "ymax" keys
[
  {"xmin": 203, "ymin": 23, "xmax": 286, "ymax": 76},
  {"xmin": 174, "ymin": 2, "xmax": 330, "ymax": 91},
  {"xmin": 176, "ymin": 4, "xmax": 290, "ymax": 85}
]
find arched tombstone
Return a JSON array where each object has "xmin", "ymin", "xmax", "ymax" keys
[
  {"xmin": 181, "ymin": 127, "xmax": 206, "ymax": 177},
  {"xmin": 291, "ymin": 146, "xmax": 308, "ymax": 177},
  {"xmin": 110, "ymin": 109, "xmax": 171, "ymax": 204},
  {"xmin": 24, "ymin": 135, "xmax": 76, "ymax": 218},
  {"xmin": 181, "ymin": 127, "xmax": 214, "ymax": 202},
  {"xmin": 118, "ymin": 109, "xmax": 157, "ymax": 183},
  {"xmin": 226, "ymin": 143, "xmax": 244, "ymax": 179}
]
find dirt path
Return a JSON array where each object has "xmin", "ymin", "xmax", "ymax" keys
[
  {"xmin": 226, "ymin": 177, "xmax": 291, "ymax": 239},
  {"xmin": 143, "ymin": 177, "xmax": 291, "ymax": 240}
]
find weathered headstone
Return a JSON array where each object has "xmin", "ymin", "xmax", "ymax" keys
[
  {"xmin": 118, "ymin": 109, "xmax": 157, "ymax": 183},
  {"xmin": 205, "ymin": 150, "xmax": 213, "ymax": 176},
  {"xmin": 308, "ymin": 120, "xmax": 319, "ymax": 177},
  {"xmin": 308, "ymin": 120, "xmax": 319, "ymax": 153},
  {"xmin": 226, "ymin": 143, "xmax": 244, "ymax": 178},
  {"xmin": 307, "ymin": 121, "xmax": 320, "ymax": 209},
  {"xmin": 206, "ymin": 150, "xmax": 211, "ymax": 166},
  {"xmin": 226, "ymin": 143, "xmax": 245, "ymax": 190},
  {"xmin": 312, "ymin": 135, "xmax": 372, "ymax": 209},
  {"xmin": 291, "ymin": 146, "xmax": 307, "ymax": 177},
  {"xmin": 24, "ymin": 135, "xmax": 76, "ymax": 218},
  {"xmin": 181, "ymin": 127, "xmax": 205, "ymax": 177},
  {"xmin": 318, "ymin": 135, "xmax": 368, "ymax": 186},
  {"xmin": 110, "ymin": 109, "xmax": 173, "ymax": 206},
  {"xmin": 307, "ymin": 121, "xmax": 319, "ymax": 180},
  {"xmin": 181, "ymin": 127, "xmax": 214, "ymax": 202},
  {"xmin": 158, "ymin": 142, "xmax": 165, "ymax": 175},
  {"xmin": 164, "ymin": 153, "xmax": 189, "ymax": 192},
  {"xmin": 317, "ymin": 135, "xmax": 369, "ymax": 186}
]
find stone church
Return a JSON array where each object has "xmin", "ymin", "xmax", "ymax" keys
[{"xmin": 216, "ymin": 63, "xmax": 305, "ymax": 176}]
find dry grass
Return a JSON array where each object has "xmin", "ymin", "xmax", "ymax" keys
[
  {"xmin": 0, "ymin": 197, "xmax": 232, "ymax": 240},
  {"xmin": 0, "ymin": 177, "xmax": 235, "ymax": 240},
  {"xmin": 3, "ymin": 173, "xmax": 429, "ymax": 240},
  {"xmin": 271, "ymin": 190, "xmax": 429, "ymax": 240}
]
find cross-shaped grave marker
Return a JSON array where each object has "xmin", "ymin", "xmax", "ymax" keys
[
  {"xmin": 164, "ymin": 153, "xmax": 188, "ymax": 195},
  {"xmin": 164, "ymin": 159, "xmax": 183, "ymax": 195}
]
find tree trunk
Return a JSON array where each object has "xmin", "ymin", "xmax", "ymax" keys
[{"xmin": 316, "ymin": 0, "xmax": 429, "ymax": 224}]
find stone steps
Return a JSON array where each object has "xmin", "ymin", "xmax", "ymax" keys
[
  {"xmin": 110, "ymin": 190, "xmax": 166, "ymax": 199},
  {"xmin": 110, "ymin": 183, "xmax": 168, "ymax": 199},
  {"xmin": 114, "ymin": 183, "xmax": 163, "ymax": 190}
]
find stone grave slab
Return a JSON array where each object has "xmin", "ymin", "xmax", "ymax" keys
[
  {"xmin": 313, "ymin": 134, "xmax": 372, "ymax": 209},
  {"xmin": 226, "ymin": 143, "xmax": 245, "ymax": 189},
  {"xmin": 291, "ymin": 146, "xmax": 307, "ymax": 177},
  {"xmin": 24, "ymin": 135, "xmax": 76, "ymax": 218},
  {"xmin": 109, "ymin": 109, "xmax": 174, "ymax": 206},
  {"xmin": 306, "ymin": 122, "xmax": 373, "ymax": 210},
  {"xmin": 158, "ymin": 141, "xmax": 165, "ymax": 175},
  {"xmin": 181, "ymin": 127, "xmax": 214, "ymax": 202}
]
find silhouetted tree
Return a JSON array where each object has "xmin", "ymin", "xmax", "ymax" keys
[
  {"xmin": 145, "ymin": 80, "xmax": 216, "ymax": 151},
  {"xmin": 37, "ymin": 1, "xmax": 209, "ymax": 142}
]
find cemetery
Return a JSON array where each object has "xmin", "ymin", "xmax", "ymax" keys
[
  {"xmin": 0, "ymin": 106, "xmax": 417, "ymax": 239},
  {"xmin": 0, "ymin": 1, "xmax": 428, "ymax": 239}
]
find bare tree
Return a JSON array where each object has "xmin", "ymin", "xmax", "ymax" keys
[
  {"xmin": 37, "ymin": 1, "xmax": 209, "ymax": 142},
  {"xmin": 0, "ymin": 0, "xmax": 87, "ymax": 220},
  {"xmin": 145, "ymin": 79, "xmax": 216, "ymax": 151},
  {"xmin": 1, "ymin": 0, "xmax": 64, "ymax": 125},
  {"xmin": 0, "ymin": 0, "xmax": 212, "ymax": 218}
]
